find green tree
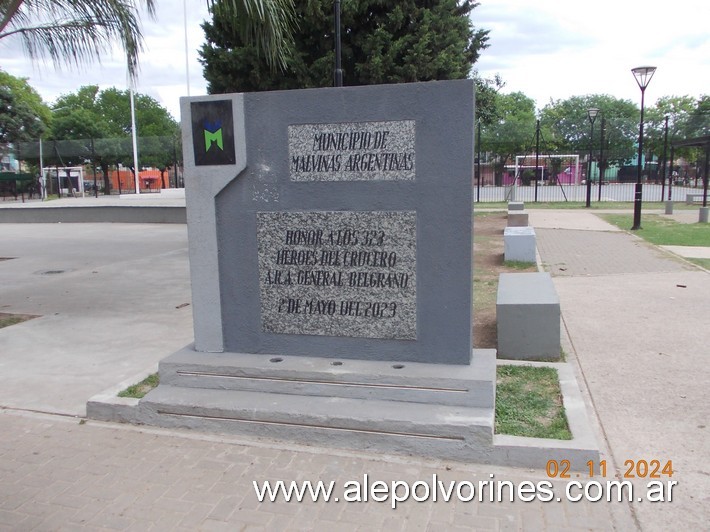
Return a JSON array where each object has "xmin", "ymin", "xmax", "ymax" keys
[
  {"xmin": 49, "ymin": 85, "xmax": 179, "ymax": 193},
  {"xmin": 200, "ymin": 0, "xmax": 489, "ymax": 92},
  {"xmin": 0, "ymin": 70, "xmax": 50, "ymax": 162},
  {"xmin": 684, "ymin": 95, "xmax": 709, "ymax": 138},
  {"xmin": 480, "ymin": 91, "xmax": 537, "ymax": 185},
  {"xmin": 655, "ymin": 95, "xmax": 709, "ymax": 181},
  {"xmin": 1, "ymin": 1, "xmax": 296, "ymax": 78},
  {"xmin": 208, "ymin": 0, "xmax": 297, "ymax": 72},
  {"xmin": 645, "ymin": 95, "xmax": 698, "ymax": 157},
  {"xmin": 539, "ymin": 95, "xmax": 639, "ymax": 167},
  {"xmin": 474, "ymin": 72, "xmax": 505, "ymax": 126}
]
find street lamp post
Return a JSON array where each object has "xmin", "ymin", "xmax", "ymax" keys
[
  {"xmin": 586, "ymin": 108, "xmax": 600, "ymax": 208},
  {"xmin": 476, "ymin": 120, "xmax": 481, "ymax": 202},
  {"xmin": 597, "ymin": 117, "xmax": 606, "ymax": 202},
  {"xmin": 631, "ymin": 66, "xmax": 656, "ymax": 230},
  {"xmin": 660, "ymin": 115, "xmax": 669, "ymax": 201},
  {"xmin": 534, "ymin": 119, "xmax": 541, "ymax": 203}
]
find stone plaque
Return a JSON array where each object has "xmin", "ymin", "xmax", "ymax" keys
[
  {"xmin": 288, "ymin": 120, "xmax": 415, "ymax": 181},
  {"xmin": 257, "ymin": 211, "xmax": 417, "ymax": 339}
]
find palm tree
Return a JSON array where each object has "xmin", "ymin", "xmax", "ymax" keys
[
  {"xmin": 0, "ymin": 0, "xmax": 156, "ymax": 80},
  {"xmin": 210, "ymin": 0, "xmax": 296, "ymax": 72},
  {"xmin": 0, "ymin": 0, "xmax": 295, "ymax": 80}
]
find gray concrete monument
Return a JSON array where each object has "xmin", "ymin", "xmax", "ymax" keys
[
  {"xmin": 144, "ymin": 80, "xmax": 496, "ymax": 459},
  {"xmin": 185, "ymin": 80, "xmax": 475, "ymax": 365},
  {"xmin": 87, "ymin": 80, "xmax": 600, "ymax": 469}
]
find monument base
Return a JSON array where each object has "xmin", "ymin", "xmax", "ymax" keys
[
  {"xmin": 90, "ymin": 346, "xmax": 496, "ymax": 462},
  {"xmin": 88, "ymin": 346, "xmax": 599, "ymax": 469}
]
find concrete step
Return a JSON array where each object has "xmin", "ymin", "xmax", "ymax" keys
[
  {"xmin": 137, "ymin": 385, "xmax": 495, "ymax": 461},
  {"xmin": 157, "ymin": 346, "xmax": 496, "ymax": 408}
]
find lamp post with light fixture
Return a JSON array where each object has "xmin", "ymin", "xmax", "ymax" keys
[
  {"xmin": 597, "ymin": 117, "xmax": 606, "ymax": 202},
  {"xmin": 586, "ymin": 108, "xmax": 599, "ymax": 208},
  {"xmin": 631, "ymin": 66, "xmax": 656, "ymax": 230}
]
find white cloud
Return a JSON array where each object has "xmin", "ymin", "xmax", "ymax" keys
[
  {"xmin": 474, "ymin": 0, "xmax": 709, "ymax": 108},
  {"xmin": 0, "ymin": 0, "xmax": 209, "ymax": 119},
  {"xmin": 1, "ymin": 0, "xmax": 707, "ymax": 120}
]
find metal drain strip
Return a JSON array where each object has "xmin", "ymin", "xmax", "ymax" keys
[
  {"xmin": 176, "ymin": 371, "xmax": 468, "ymax": 393},
  {"xmin": 157, "ymin": 410, "xmax": 466, "ymax": 441}
]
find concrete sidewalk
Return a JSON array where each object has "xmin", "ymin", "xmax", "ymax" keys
[
  {"xmin": 0, "ymin": 195, "xmax": 186, "ymax": 224},
  {"xmin": 1, "ymin": 409, "xmax": 632, "ymax": 531},
  {"xmin": 0, "ymin": 210, "xmax": 707, "ymax": 530},
  {"xmin": 0, "ymin": 194, "xmax": 185, "ymax": 209},
  {"xmin": 0, "ymin": 223, "xmax": 193, "ymax": 416},
  {"xmin": 534, "ymin": 210, "xmax": 710, "ymax": 531}
]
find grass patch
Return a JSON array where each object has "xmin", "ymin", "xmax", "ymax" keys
[
  {"xmin": 601, "ymin": 214, "xmax": 710, "ymax": 246},
  {"xmin": 0, "ymin": 313, "xmax": 38, "ymax": 329},
  {"xmin": 687, "ymin": 258, "xmax": 710, "ymax": 270},
  {"xmin": 473, "ymin": 212, "xmax": 538, "ymax": 348},
  {"xmin": 496, "ymin": 365, "xmax": 571, "ymax": 440},
  {"xmin": 118, "ymin": 373, "xmax": 159, "ymax": 399},
  {"xmin": 659, "ymin": 203, "xmax": 706, "ymax": 210},
  {"xmin": 503, "ymin": 260, "xmax": 537, "ymax": 269},
  {"xmin": 473, "ymin": 278, "xmax": 498, "ymax": 318},
  {"xmin": 0, "ymin": 315, "xmax": 27, "ymax": 328},
  {"xmin": 476, "ymin": 201, "xmax": 636, "ymax": 210},
  {"xmin": 475, "ymin": 201, "xmax": 702, "ymax": 211}
]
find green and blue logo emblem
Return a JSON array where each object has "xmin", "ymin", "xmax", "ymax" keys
[
  {"xmin": 203, "ymin": 120, "xmax": 224, "ymax": 151},
  {"xmin": 191, "ymin": 100, "xmax": 236, "ymax": 166}
]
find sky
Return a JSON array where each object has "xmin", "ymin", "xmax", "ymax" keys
[{"xmin": 1, "ymin": 0, "xmax": 708, "ymax": 121}]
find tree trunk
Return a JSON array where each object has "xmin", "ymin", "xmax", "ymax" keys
[{"xmin": 100, "ymin": 162, "xmax": 111, "ymax": 194}]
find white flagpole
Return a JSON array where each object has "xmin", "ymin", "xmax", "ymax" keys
[
  {"xmin": 130, "ymin": 87, "xmax": 140, "ymax": 194},
  {"xmin": 184, "ymin": 0, "xmax": 191, "ymax": 96},
  {"xmin": 39, "ymin": 137, "xmax": 46, "ymax": 200}
]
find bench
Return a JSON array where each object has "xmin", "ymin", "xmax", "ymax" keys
[
  {"xmin": 496, "ymin": 272, "xmax": 560, "ymax": 360},
  {"xmin": 504, "ymin": 226, "xmax": 536, "ymax": 263},
  {"xmin": 686, "ymin": 193, "xmax": 705, "ymax": 205},
  {"xmin": 508, "ymin": 201, "xmax": 524, "ymax": 211}
]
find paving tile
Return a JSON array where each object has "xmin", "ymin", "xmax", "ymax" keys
[{"xmin": 0, "ymin": 405, "xmax": 628, "ymax": 531}]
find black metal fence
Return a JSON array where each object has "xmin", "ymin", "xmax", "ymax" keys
[
  {"xmin": 14, "ymin": 136, "xmax": 182, "ymax": 194},
  {"xmin": 9, "ymin": 135, "xmax": 708, "ymax": 205},
  {"xmin": 473, "ymin": 159, "xmax": 708, "ymax": 204},
  {"xmin": 16, "ymin": 136, "xmax": 180, "ymax": 166},
  {"xmin": 473, "ymin": 182, "xmax": 707, "ymax": 204}
]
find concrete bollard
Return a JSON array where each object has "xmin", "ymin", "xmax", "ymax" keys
[
  {"xmin": 507, "ymin": 211, "xmax": 529, "ymax": 227},
  {"xmin": 700, "ymin": 207, "xmax": 709, "ymax": 223},
  {"xmin": 504, "ymin": 226, "xmax": 536, "ymax": 263},
  {"xmin": 665, "ymin": 201, "xmax": 674, "ymax": 215}
]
